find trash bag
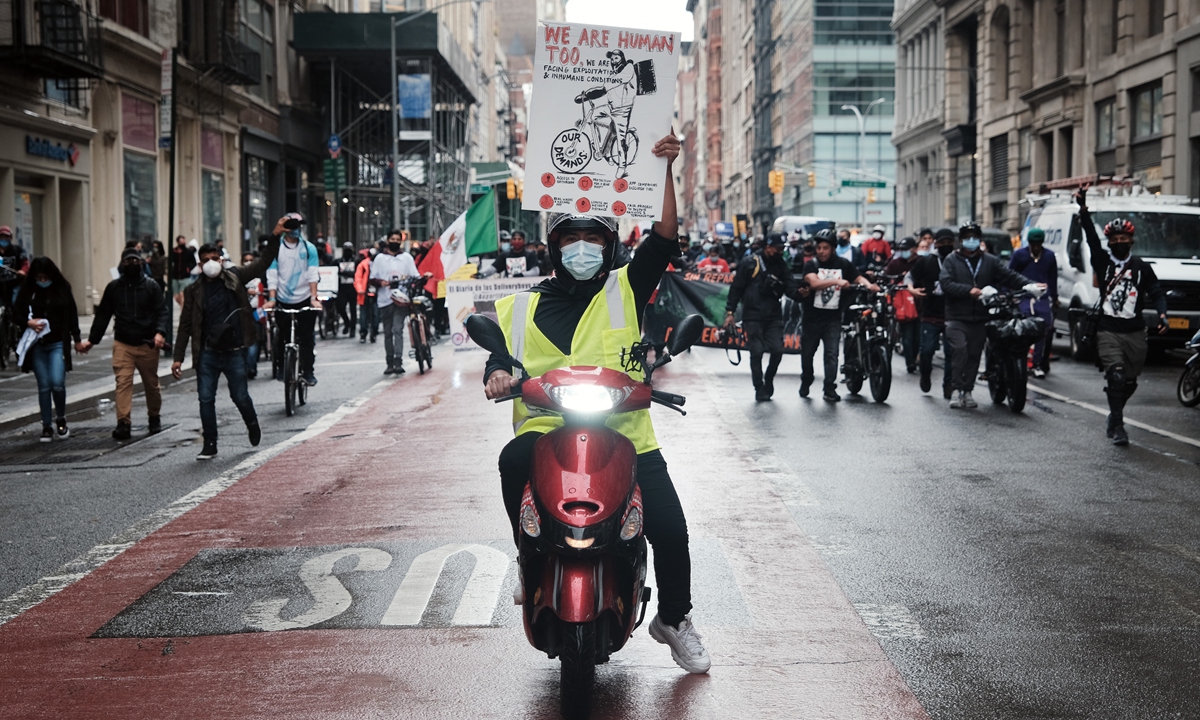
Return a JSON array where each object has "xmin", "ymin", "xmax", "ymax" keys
[{"xmin": 986, "ymin": 316, "xmax": 1046, "ymax": 343}]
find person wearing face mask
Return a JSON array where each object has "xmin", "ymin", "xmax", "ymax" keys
[
  {"xmin": 370, "ymin": 229, "xmax": 422, "ymax": 374},
  {"xmin": 354, "ymin": 246, "xmax": 378, "ymax": 343},
  {"xmin": 1075, "ymin": 187, "xmax": 1169, "ymax": 446},
  {"xmin": 696, "ymin": 244, "xmax": 730, "ymax": 272},
  {"xmin": 939, "ymin": 223, "xmax": 1043, "ymax": 410},
  {"xmin": 79, "ymin": 249, "xmax": 170, "ymax": 440},
  {"xmin": 724, "ymin": 233, "xmax": 802, "ymax": 401},
  {"xmin": 485, "ymin": 134, "xmax": 711, "ymax": 675},
  {"xmin": 336, "ymin": 242, "xmax": 358, "ymax": 336},
  {"xmin": 834, "ymin": 228, "xmax": 868, "ymax": 274},
  {"xmin": 265, "ymin": 213, "xmax": 322, "ymax": 386},
  {"xmin": 884, "ymin": 237, "xmax": 921, "ymax": 374},
  {"xmin": 1008, "ymin": 228, "xmax": 1059, "ymax": 378},
  {"xmin": 491, "ymin": 230, "xmax": 542, "ymax": 278},
  {"xmin": 171, "ymin": 219, "xmax": 282, "ymax": 460},
  {"xmin": 0, "ymin": 225, "xmax": 29, "ymax": 311},
  {"xmin": 860, "ymin": 224, "xmax": 893, "ymax": 277},
  {"xmin": 16, "ymin": 257, "xmax": 83, "ymax": 442},
  {"xmin": 917, "ymin": 227, "xmax": 935, "ymax": 254},
  {"xmin": 908, "ymin": 228, "xmax": 957, "ymax": 397}
]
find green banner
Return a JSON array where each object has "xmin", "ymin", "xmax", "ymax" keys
[
  {"xmin": 465, "ymin": 187, "xmax": 498, "ymax": 256},
  {"xmin": 645, "ymin": 271, "xmax": 803, "ymax": 353}
]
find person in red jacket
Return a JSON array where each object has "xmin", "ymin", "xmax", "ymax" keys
[
  {"xmin": 860, "ymin": 224, "xmax": 893, "ymax": 277},
  {"xmin": 354, "ymin": 247, "xmax": 377, "ymax": 343},
  {"xmin": 696, "ymin": 245, "xmax": 730, "ymax": 272}
]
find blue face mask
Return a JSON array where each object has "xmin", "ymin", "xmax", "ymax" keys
[
  {"xmin": 961, "ymin": 238, "xmax": 981, "ymax": 252},
  {"xmin": 36, "ymin": 279, "xmax": 51, "ymax": 288},
  {"xmin": 0, "ymin": 239, "xmax": 9, "ymax": 248},
  {"xmin": 560, "ymin": 240, "xmax": 605, "ymax": 280},
  {"xmin": 287, "ymin": 229, "xmax": 302, "ymax": 241},
  {"xmin": 917, "ymin": 249, "xmax": 931, "ymax": 257},
  {"xmin": 500, "ymin": 242, "xmax": 511, "ymax": 254},
  {"xmin": 898, "ymin": 250, "xmax": 912, "ymax": 259}
]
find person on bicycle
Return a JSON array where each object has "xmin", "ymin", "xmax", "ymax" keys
[
  {"xmin": 603, "ymin": 49, "xmax": 639, "ymax": 178},
  {"xmin": 1074, "ymin": 187, "xmax": 1169, "ymax": 446},
  {"xmin": 939, "ymin": 223, "xmax": 1043, "ymax": 410},
  {"xmin": 336, "ymin": 242, "xmax": 358, "ymax": 336},
  {"xmin": 0, "ymin": 225, "xmax": 29, "ymax": 309},
  {"xmin": 265, "ymin": 212, "xmax": 321, "ymax": 386},
  {"xmin": 484, "ymin": 134, "xmax": 710, "ymax": 674},
  {"xmin": 800, "ymin": 229, "xmax": 880, "ymax": 401},
  {"xmin": 370, "ymin": 231, "xmax": 422, "ymax": 375},
  {"xmin": 723, "ymin": 233, "xmax": 800, "ymax": 401},
  {"xmin": 79, "ymin": 248, "xmax": 170, "ymax": 440},
  {"xmin": 909, "ymin": 228, "xmax": 956, "ymax": 398},
  {"xmin": 1008, "ymin": 228, "xmax": 1059, "ymax": 378},
  {"xmin": 172, "ymin": 221, "xmax": 282, "ymax": 460}
]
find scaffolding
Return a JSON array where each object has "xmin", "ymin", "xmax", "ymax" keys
[{"xmin": 294, "ymin": 11, "xmax": 475, "ymax": 246}]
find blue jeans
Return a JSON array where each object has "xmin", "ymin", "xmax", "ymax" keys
[
  {"xmin": 358, "ymin": 300, "xmax": 378, "ymax": 340},
  {"xmin": 30, "ymin": 341, "xmax": 66, "ymax": 427},
  {"xmin": 197, "ymin": 349, "xmax": 257, "ymax": 445},
  {"xmin": 919, "ymin": 322, "xmax": 955, "ymax": 390}
]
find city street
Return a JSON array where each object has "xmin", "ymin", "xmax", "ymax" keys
[{"xmin": 1, "ymin": 333, "xmax": 1198, "ymax": 719}]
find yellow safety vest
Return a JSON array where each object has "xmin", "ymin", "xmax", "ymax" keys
[{"xmin": 494, "ymin": 266, "xmax": 659, "ymax": 454}]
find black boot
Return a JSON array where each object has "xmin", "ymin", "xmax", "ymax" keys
[{"xmin": 1105, "ymin": 387, "xmax": 1128, "ymax": 444}]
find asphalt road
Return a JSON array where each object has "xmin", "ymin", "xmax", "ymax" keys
[{"xmin": 2, "ymin": 329, "xmax": 1199, "ymax": 719}]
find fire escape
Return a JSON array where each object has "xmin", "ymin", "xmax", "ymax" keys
[{"xmin": 0, "ymin": 0, "xmax": 105, "ymax": 108}]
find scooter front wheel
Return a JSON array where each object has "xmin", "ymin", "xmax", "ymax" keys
[
  {"xmin": 560, "ymin": 621, "xmax": 597, "ymax": 720},
  {"xmin": 1178, "ymin": 362, "xmax": 1200, "ymax": 406}
]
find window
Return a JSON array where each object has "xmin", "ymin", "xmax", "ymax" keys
[
  {"xmin": 43, "ymin": 79, "xmax": 81, "ymax": 109},
  {"xmin": 814, "ymin": 0, "xmax": 895, "ymax": 46},
  {"xmin": 1147, "ymin": 0, "xmax": 1164, "ymax": 37},
  {"xmin": 1055, "ymin": 0, "xmax": 1065, "ymax": 77},
  {"xmin": 1096, "ymin": 98, "xmax": 1117, "ymax": 149},
  {"xmin": 1192, "ymin": 69, "xmax": 1200, "ymax": 113},
  {"xmin": 1132, "ymin": 83, "xmax": 1163, "ymax": 140},
  {"xmin": 202, "ymin": 172, "xmax": 224, "ymax": 245},
  {"xmin": 812, "ymin": 63, "xmax": 895, "ymax": 116},
  {"xmin": 121, "ymin": 94, "xmax": 157, "ymax": 153},
  {"xmin": 240, "ymin": 0, "xmax": 275, "ymax": 100},
  {"xmin": 124, "ymin": 152, "xmax": 156, "ymax": 247},
  {"xmin": 991, "ymin": 6, "xmax": 1010, "ymax": 101},
  {"xmin": 246, "ymin": 156, "xmax": 269, "ymax": 242},
  {"xmin": 100, "ymin": 0, "xmax": 148, "ymax": 37},
  {"xmin": 991, "ymin": 134, "xmax": 1009, "ymax": 191}
]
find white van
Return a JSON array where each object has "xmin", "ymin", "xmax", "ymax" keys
[
  {"xmin": 771, "ymin": 215, "xmax": 835, "ymax": 238},
  {"xmin": 1022, "ymin": 190, "xmax": 1200, "ymax": 357}
]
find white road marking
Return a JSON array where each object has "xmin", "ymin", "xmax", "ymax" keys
[
  {"xmin": 171, "ymin": 591, "xmax": 230, "ymax": 597},
  {"xmin": 244, "ymin": 548, "xmax": 392, "ymax": 631},
  {"xmin": 853, "ymin": 603, "xmax": 926, "ymax": 642},
  {"xmin": 0, "ymin": 378, "xmax": 396, "ymax": 627},
  {"xmin": 1028, "ymin": 384, "xmax": 1200, "ymax": 450},
  {"xmin": 381, "ymin": 543, "xmax": 512, "ymax": 626},
  {"xmin": 314, "ymin": 360, "xmax": 389, "ymax": 368}
]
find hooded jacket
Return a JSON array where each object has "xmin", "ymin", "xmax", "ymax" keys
[
  {"xmin": 939, "ymin": 250, "xmax": 1032, "ymax": 323},
  {"xmin": 88, "ymin": 272, "xmax": 169, "ymax": 346}
]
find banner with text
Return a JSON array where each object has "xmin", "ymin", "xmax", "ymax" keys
[
  {"xmin": 445, "ymin": 277, "xmax": 543, "ymax": 352},
  {"xmin": 523, "ymin": 22, "xmax": 680, "ymax": 222},
  {"xmin": 644, "ymin": 271, "xmax": 804, "ymax": 353}
]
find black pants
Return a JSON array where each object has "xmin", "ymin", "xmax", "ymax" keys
[
  {"xmin": 945, "ymin": 320, "xmax": 986, "ymax": 392},
  {"xmin": 336, "ymin": 285, "xmax": 357, "ymax": 331},
  {"xmin": 499, "ymin": 433, "xmax": 692, "ymax": 626},
  {"xmin": 744, "ymin": 317, "xmax": 783, "ymax": 392},
  {"xmin": 274, "ymin": 301, "xmax": 317, "ymax": 375},
  {"xmin": 801, "ymin": 315, "xmax": 842, "ymax": 392}
]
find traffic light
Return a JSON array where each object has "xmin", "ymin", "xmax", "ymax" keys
[
  {"xmin": 807, "ymin": 171, "xmax": 816, "ymax": 188},
  {"xmin": 867, "ymin": 188, "xmax": 877, "ymax": 204},
  {"xmin": 516, "ymin": 179, "xmax": 524, "ymax": 200},
  {"xmin": 768, "ymin": 170, "xmax": 784, "ymax": 194},
  {"xmin": 506, "ymin": 178, "xmax": 516, "ymax": 200}
]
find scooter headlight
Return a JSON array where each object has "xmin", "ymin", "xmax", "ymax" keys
[
  {"xmin": 520, "ymin": 503, "xmax": 541, "ymax": 537},
  {"xmin": 547, "ymin": 385, "xmax": 629, "ymax": 413},
  {"xmin": 619, "ymin": 506, "xmax": 642, "ymax": 541}
]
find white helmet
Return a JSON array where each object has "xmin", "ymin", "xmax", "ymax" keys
[
  {"xmin": 390, "ymin": 288, "xmax": 410, "ymax": 306},
  {"xmin": 872, "ymin": 224, "xmax": 886, "ymax": 234}
]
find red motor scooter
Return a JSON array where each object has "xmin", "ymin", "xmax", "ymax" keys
[{"xmin": 466, "ymin": 313, "xmax": 704, "ymax": 720}]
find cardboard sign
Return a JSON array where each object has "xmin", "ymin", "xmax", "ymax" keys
[{"xmin": 522, "ymin": 22, "xmax": 681, "ymax": 222}]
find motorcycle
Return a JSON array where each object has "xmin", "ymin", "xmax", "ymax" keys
[
  {"xmin": 982, "ymin": 288, "xmax": 1045, "ymax": 413},
  {"xmin": 1176, "ymin": 329, "xmax": 1200, "ymax": 406},
  {"xmin": 465, "ymin": 312, "xmax": 705, "ymax": 720},
  {"xmin": 841, "ymin": 285, "xmax": 893, "ymax": 403}
]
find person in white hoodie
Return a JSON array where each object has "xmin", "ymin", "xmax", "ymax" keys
[{"xmin": 265, "ymin": 212, "xmax": 322, "ymax": 385}]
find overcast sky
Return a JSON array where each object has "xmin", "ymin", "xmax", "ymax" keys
[{"xmin": 564, "ymin": 0, "xmax": 694, "ymax": 41}]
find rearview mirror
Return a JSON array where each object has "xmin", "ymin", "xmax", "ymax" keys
[
  {"xmin": 465, "ymin": 314, "xmax": 510, "ymax": 357},
  {"xmin": 668, "ymin": 314, "xmax": 705, "ymax": 356}
]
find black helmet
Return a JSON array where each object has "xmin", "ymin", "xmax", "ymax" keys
[
  {"xmin": 546, "ymin": 213, "xmax": 620, "ymax": 290},
  {"xmin": 813, "ymin": 228, "xmax": 837, "ymax": 246},
  {"xmin": 959, "ymin": 222, "xmax": 982, "ymax": 239},
  {"xmin": 897, "ymin": 236, "xmax": 917, "ymax": 250}
]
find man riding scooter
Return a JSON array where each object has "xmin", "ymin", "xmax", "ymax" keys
[{"xmin": 482, "ymin": 132, "xmax": 710, "ymax": 675}]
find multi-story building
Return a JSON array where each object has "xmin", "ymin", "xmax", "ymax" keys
[
  {"xmin": 676, "ymin": 40, "xmax": 702, "ymax": 234},
  {"xmin": 896, "ymin": 0, "xmax": 1200, "ymax": 237},
  {"xmin": 892, "ymin": 0, "xmax": 947, "ymax": 232},
  {"xmin": 683, "ymin": 0, "xmax": 723, "ymax": 234}
]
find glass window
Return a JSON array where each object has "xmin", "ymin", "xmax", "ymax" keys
[
  {"xmin": 1096, "ymin": 98, "xmax": 1116, "ymax": 149},
  {"xmin": 202, "ymin": 171, "xmax": 224, "ymax": 245},
  {"xmin": 1088, "ymin": 211, "xmax": 1200, "ymax": 259},
  {"xmin": 201, "ymin": 128, "xmax": 224, "ymax": 169},
  {"xmin": 812, "ymin": 63, "xmax": 895, "ymax": 116},
  {"xmin": 814, "ymin": 0, "xmax": 895, "ymax": 46},
  {"xmin": 240, "ymin": 0, "xmax": 274, "ymax": 100},
  {"xmin": 121, "ymin": 93, "xmax": 157, "ymax": 153},
  {"xmin": 1132, "ymin": 83, "xmax": 1163, "ymax": 140},
  {"xmin": 124, "ymin": 151, "xmax": 156, "ymax": 247},
  {"xmin": 100, "ymin": 0, "xmax": 148, "ymax": 37},
  {"xmin": 246, "ymin": 156, "xmax": 269, "ymax": 242},
  {"xmin": 814, "ymin": 134, "xmax": 836, "ymax": 160}
]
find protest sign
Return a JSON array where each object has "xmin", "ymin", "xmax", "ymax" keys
[
  {"xmin": 523, "ymin": 22, "xmax": 681, "ymax": 222},
  {"xmin": 445, "ymin": 277, "xmax": 543, "ymax": 352}
]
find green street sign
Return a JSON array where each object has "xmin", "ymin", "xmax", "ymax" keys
[
  {"xmin": 841, "ymin": 179, "xmax": 887, "ymax": 188},
  {"xmin": 323, "ymin": 158, "xmax": 347, "ymax": 191}
]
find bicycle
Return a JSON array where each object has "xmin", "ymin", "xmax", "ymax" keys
[
  {"xmin": 273, "ymin": 306, "xmax": 321, "ymax": 417},
  {"xmin": 401, "ymin": 277, "xmax": 435, "ymax": 375},
  {"xmin": 982, "ymin": 289, "xmax": 1044, "ymax": 413},
  {"xmin": 841, "ymin": 285, "xmax": 893, "ymax": 403},
  {"xmin": 550, "ymin": 86, "xmax": 640, "ymax": 176},
  {"xmin": 0, "ymin": 263, "xmax": 23, "ymax": 370}
]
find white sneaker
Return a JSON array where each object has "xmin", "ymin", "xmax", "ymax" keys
[
  {"xmin": 949, "ymin": 391, "xmax": 964, "ymax": 409},
  {"xmin": 1031, "ymin": 367, "xmax": 1046, "ymax": 379},
  {"xmin": 963, "ymin": 391, "xmax": 978, "ymax": 409},
  {"xmin": 648, "ymin": 613, "xmax": 711, "ymax": 674}
]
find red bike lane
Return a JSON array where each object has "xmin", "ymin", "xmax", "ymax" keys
[{"xmin": 0, "ymin": 354, "xmax": 930, "ymax": 720}]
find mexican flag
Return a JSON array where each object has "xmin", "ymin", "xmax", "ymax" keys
[{"xmin": 417, "ymin": 188, "xmax": 499, "ymax": 297}]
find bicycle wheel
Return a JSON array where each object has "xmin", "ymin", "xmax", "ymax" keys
[
  {"xmin": 986, "ymin": 351, "xmax": 1007, "ymax": 405},
  {"xmin": 869, "ymin": 342, "xmax": 892, "ymax": 403},
  {"xmin": 411, "ymin": 316, "xmax": 426, "ymax": 375},
  {"xmin": 1007, "ymin": 355, "xmax": 1027, "ymax": 413},
  {"xmin": 1178, "ymin": 363, "xmax": 1200, "ymax": 406},
  {"xmin": 283, "ymin": 348, "xmax": 297, "ymax": 417},
  {"xmin": 423, "ymin": 317, "xmax": 433, "ymax": 369}
]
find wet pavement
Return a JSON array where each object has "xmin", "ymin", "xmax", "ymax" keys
[{"xmin": 0, "ymin": 331, "xmax": 1197, "ymax": 719}]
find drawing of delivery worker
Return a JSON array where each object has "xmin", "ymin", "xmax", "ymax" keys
[{"xmin": 603, "ymin": 50, "xmax": 638, "ymax": 178}]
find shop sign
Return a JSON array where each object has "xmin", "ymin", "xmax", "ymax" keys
[{"xmin": 25, "ymin": 136, "xmax": 79, "ymax": 166}]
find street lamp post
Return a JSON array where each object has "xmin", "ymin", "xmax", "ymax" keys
[{"xmin": 841, "ymin": 98, "xmax": 886, "ymax": 230}]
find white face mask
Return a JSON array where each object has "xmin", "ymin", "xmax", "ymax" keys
[
  {"xmin": 560, "ymin": 240, "xmax": 605, "ymax": 280},
  {"xmin": 202, "ymin": 259, "xmax": 223, "ymax": 278}
]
